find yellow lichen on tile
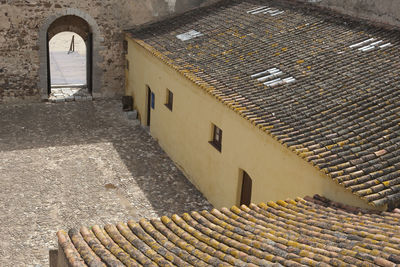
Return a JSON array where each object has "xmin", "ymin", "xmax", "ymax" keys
[
  {"xmin": 299, "ymin": 152, "xmax": 314, "ymax": 158},
  {"xmin": 276, "ymin": 200, "xmax": 288, "ymax": 207},
  {"xmin": 267, "ymin": 201, "xmax": 278, "ymax": 208},
  {"xmin": 222, "ymin": 49, "xmax": 233, "ymax": 55},
  {"xmin": 326, "ymin": 144, "xmax": 336, "ymax": 150},
  {"xmin": 261, "ymin": 125, "xmax": 274, "ymax": 131},
  {"xmin": 338, "ymin": 141, "xmax": 348, "ymax": 146}
]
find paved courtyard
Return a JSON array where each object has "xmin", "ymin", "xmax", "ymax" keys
[
  {"xmin": 50, "ymin": 51, "xmax": 86, "ymax": 85},
  {"xmin": 49, "ymin": 31, "xmax": 86, "ymax": 86},
  {"xmin": 0, "ymin": 100, "xmax": 212, "ymax": 267}
]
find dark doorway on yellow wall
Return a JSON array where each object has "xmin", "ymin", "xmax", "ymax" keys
[
  {"xmin": 146, "ymin": 86, "xmax": 152, "ymax": 126},
  {"xmin": 240, "ymin": 171, "xmax": 253, "ymax": 206}
]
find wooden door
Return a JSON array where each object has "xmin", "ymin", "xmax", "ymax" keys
[
  {"xmin": 46, "ymin": 32, "xmax": 51, "ymax": 95},
  {"xmin": 86, "ymin": 33, "xmax": 93, "ymax": 93},
  {"xmin": 240, "ymin": 171, "xmax": 252, "ymax": 206}
]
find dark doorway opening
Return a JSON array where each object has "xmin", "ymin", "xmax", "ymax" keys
[
  {"xmin": 146, "ymin": 86, "xmax": 152, "ymax": 126},
  {"xmin": 240, "ymin": 171, "xmax": 253, "ymax": 206},
  {"xmin": 46, "ymin": 15, "xmax": 93, "ymax": 101}
]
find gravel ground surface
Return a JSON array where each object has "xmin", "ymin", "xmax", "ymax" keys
[{"xmin": 0, "ymin": 100, "xmax": 212, "ymax": 267}]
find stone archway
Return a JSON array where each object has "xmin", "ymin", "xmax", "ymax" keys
[
  {"xmin": 38, "ymin": 10, "xmax": 102, "ymax": 100},
  {"xmin": 47, "ymin": 16, "xmax": 90, "ymax": 42},
  {"xmin": 48, "ymin": 16, "xmax": 90, "ymax": 97}
]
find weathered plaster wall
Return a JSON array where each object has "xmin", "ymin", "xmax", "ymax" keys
[
  {"xmin": 296, "ymin": 0, "xmax": 400, "ymax": 29},
  {"xmin": 0, "ymin": 0, "xmax": 219, "ymax": 103},
  {"xmin": 126, "ymin": 38, "xmax": 382, "ymax": 211}
]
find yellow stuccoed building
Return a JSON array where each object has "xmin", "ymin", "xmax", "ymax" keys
[{"xmin": 124, "ymin": 0, "xmax": 400, "ymax": 211}]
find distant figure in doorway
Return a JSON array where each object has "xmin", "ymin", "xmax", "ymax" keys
[{"xmin": 68, "ymin": 35, "xmax": 75, "ymax": 54}]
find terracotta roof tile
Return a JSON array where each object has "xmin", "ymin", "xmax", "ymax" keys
[
  {"xmin": 127, "ymin": 0, "xmax": 400, "ymax": 208},
  {"xmin": 57, "ymin": 195, "xmax": 400, "ymax": 266}
]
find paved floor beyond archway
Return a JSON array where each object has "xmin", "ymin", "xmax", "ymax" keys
[
  {"xmin": 50, "ymin": 32, "xmax": 86, "ymax": 86},
  {"xmin": 0, "ymin": 100, "xmax": 212, "ymax": 267}
]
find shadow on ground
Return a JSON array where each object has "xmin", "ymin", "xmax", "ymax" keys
[{"xmin": 0, "ymin": 100, "xmax": 212, "ymax": 266}]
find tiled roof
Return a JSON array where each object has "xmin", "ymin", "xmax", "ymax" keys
[
  {"xmin": 126, "ymin": 0, "xmax": 400, "ymax": 208},
  {"xmin": 57, "ymin": 195, "xmax": 400, "ymax": 266}
]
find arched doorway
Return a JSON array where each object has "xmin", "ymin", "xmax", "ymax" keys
[
  {"xmin": 39, "ymin": 11, "xmax": 101, "ymax": 101},
  {"xmin": 46, "ymin": 15, "xmax": 92, "ymax": 100},
  {"xmin": 49, "ymin": 32, "xmax": 87, "ymax": 88}
]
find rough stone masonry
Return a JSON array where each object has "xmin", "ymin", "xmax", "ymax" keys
[
  {"xmin": 1, "ymin": 0, "xmax": 398, "ymax": 103},
  {"xmin": 0, "ymin": 0, "xmax": 218, "ymax": 103}
]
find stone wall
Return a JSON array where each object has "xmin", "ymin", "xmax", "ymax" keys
[
  {"xmin": 296, "ymin": 0, "xmax": 400, "ymax": 29},
  {"xmin": 0, "ymin": 0, "xmax": 219, "ymax": 103}
]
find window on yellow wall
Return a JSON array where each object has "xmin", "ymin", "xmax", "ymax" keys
[
  {"xmin": 210, "ymin": 124, "xmax": 222, "ymax": 152},
  {"xmin": 165, "ymin": 89, "xmax": 173, "ymax": 111}
]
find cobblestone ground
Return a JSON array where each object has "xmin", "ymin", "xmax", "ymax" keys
[{"xmin": 0, "ymin": 100, "xmax": 212, "ymax": 267}]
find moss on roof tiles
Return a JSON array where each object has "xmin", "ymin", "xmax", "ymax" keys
[
  {"xmin": 127, "ymin": 0, "xmax": 400, "ymax": 208},
  {"xmin": 57, "ymin": 195, "xmax": 400, "ymax": 266}
]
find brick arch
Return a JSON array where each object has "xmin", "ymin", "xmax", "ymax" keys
[
  {"xmin": 38, "ymin": 9, "xmax": 103, "ymax": 100},
  {"xmin": 47, "ymin": 15, "xmax": 90, "ymax": 42}
]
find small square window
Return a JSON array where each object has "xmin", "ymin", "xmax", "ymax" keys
[
  {"xmin": 165, "ymin": 89, "xmax": 173, "ymax": 111},
  {"xmin": 210, "ymin": 124, "xmax": 222, "ymax": 152}
]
